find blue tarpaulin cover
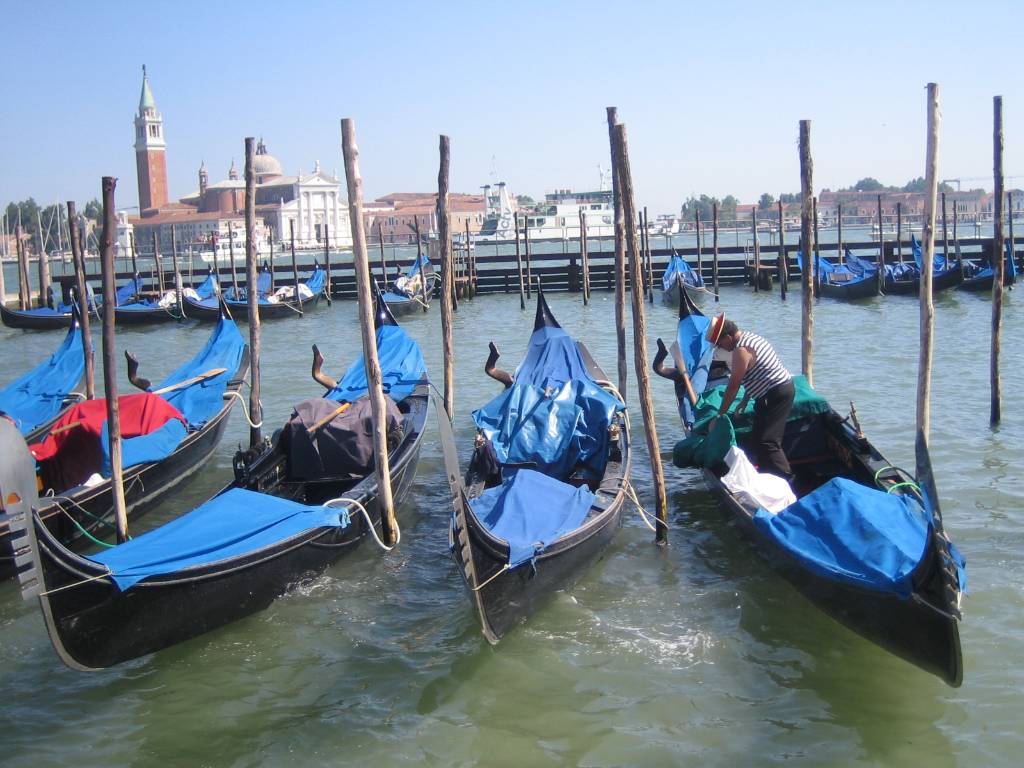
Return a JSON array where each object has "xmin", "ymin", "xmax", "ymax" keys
[
  {"xmin": 88, "ymin": 487, "xmax": 349, "ymax": 590},
  {"xmin": 327, "ymin": 324, "xmax": 425, "ymax": 404},
  {"xmin": 114, "ymin": 276, "xmax": 143, "ymax": 306},
  {"xmin": 911, "ymin": 235, "xmax": 956, "ymax": 275},
  {"xmin": 676, "ymin": 303, "xmax": 713, "ymax": 425},
  {"xmin": 101, "ymin": 418, "xmax": 189, "ymax": 474},
  {"xmin": 0, "ymin": 323, "xmax": 83, "ymax": 435},
  {"xmin": 473, "ymin": 325, "xmax": 623, "ymax": 479},
  {"xmin": 469, "ymin": 469, "xmax": 596, "ymax": 567},
  {"xmin": 752, "ymin": 477, "xmax": 933, "ymax": 596},
  {"xmin": 156, "ymin": 317, "xmax": 246, "ymax": 426},
  {"xmin": 796, "ymin": 251, "xmax": 874, "ymax": 286},
  {"xmin": 662, "ymin": 254, "xmax": 703, "ymax": 292},
  {"xmin": 383, "ymin": 255, "xmax": 433, "ymax": 301},
  {"xmin": 844, "ymin": 251, "xmax": 878, "ymax": 275},
  {"xmin": 196, "ymin": 272, "xmax": 217, "ymax": 299},
  {"xmin": 305, "ymin": 266, "xmax": 325, "ymax": 294},
  {"xmin": 257, "ymin": 267, "xmax": 272, "ymax": 296}
]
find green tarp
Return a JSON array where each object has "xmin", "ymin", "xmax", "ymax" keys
[{"xmin": 673, "ymin": 375, "xmax": 831, "ymax": 470}]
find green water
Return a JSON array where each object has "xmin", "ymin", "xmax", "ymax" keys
[{"xmin": 0, "ymin": 285, "xmax": 1021, "ymax": 767}]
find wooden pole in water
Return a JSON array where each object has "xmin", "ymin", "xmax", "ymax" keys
[
  {"xmin": 612, "ymin": 123, "xmax": 667, "ymax": 543},
  {"xmin": 437, "ymin": 134, "xmax": 455, "ymax": 421},
  {"xmin": 607, "ymin": 106, "xmax": 628, "ymax": 400},
  {"xmin": 227, "ymin": 222, "xmax": 239, "ymax": 296},
  {"xmin": 777, "ymin": 199, "xmax": 787, "ymax": 300},
  {"xmin": 513, "ymin": 212, "xmax": 526, "ymax": 309},
  {"xmin": 153, "ymin": 231, "xmax": 164, "ymax": 295},
  {"xmin": 523, "ymin": 213, "xmax": 532, "ymax": 299},
  {"xmin": 837, "ymin": 203, "xmax": 843, "ymax": 264},
  {"xmin": 752, "ymin": 207, "xmax": 760, "ymax": 292},
  {"xmin": 917, "ymin": 83, "xmax": 940, "ymax": 450},
  {"xmin": 68, "ymin": 201, "xmax": 95, "ymax": 399},
  {"xmin": 465, "ymin": 218, "xmax": 475, "ymax": 299},
  {"xmin": 643, "ymin": 207, "xmax": 654, "ymax": 303},
  {"xmin": 130, "ymin": 230, "xmax": 138, "ymax": 276},
  {"xmin": 245, "ymin": 137, "xmax": 263, "ymax": 448},
  {"xmin": 799, "ymin": 120, "xmax": 815, "ymax": 386},
  {"xmin": 377, "ymin": 221, "xmax": 389, "ymax": 286},
  {"xmin": 712, "ymin": 202, "xmax": 720, "ymax": 301},
  {"xmin": 896, "ymin": 202, "xmax": 903, "ymax": 263},
  {"xmin": 812, "ymin": 196, "xmax": 821, "ymax": 296},
  {"xmin": 341, "ymin": 119, "xmax": 397, "ymax": 544},
  {"xmin": 98, "ymin": 177, "xmax": 128, "ymax": 543},
  {"xmin": 289, "ymin": 220, "xmax": 303, "ymax": 316},
  {"xmin": 941, "ymin": 192, "xmax": 949, "ymax": 270},
  {"xmin": 1008, "ymin": 192, "xmax": 1015, "ymax": 269},
  {"xmin": 580, "ymin": 209, "xmax": 591, "ymax": 305},
  {"xmin": 16, "ymin": 221, "xmax": 30, "ymax": 309},
  {"xmin": 991, "ymin": 95, "xmax": 1005, "ymax": 427},
  {"xmin": 695, "ymin": 208, "xmax": 703, "ymax": 287},
  {"xmin": 0, "ymin": 215, "xmax": 5, "ymax": 306},
  {"xmin": 877, "ymin": 193, "xmax": 885, "ymax": 295},
  {"xmin": 171, "ymin": 226, "xmax": 184, "ymax": 318},
  {"xmin": 323, "ymin": 222, "xmax": 332, "ymax": 305},
  {"xmin": 211, "ymin": 232, "xmax": 221, "ymax": 298},
  {"xmin": 37, "ymin": 239, "xmax": 51, "ymax": 308},
  {"xmin": 414, "ymin": 216, "xmax": 429, "ymax": 311}
]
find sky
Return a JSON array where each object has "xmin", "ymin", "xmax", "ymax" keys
[{"xmin": 1, "ymin": 0, "xmax": 1022, "ymax": 215}]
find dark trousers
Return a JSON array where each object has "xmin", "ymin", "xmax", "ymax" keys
[{"xmin": 752, "ymin": 379, "xmax": 795, "ymax": 480}]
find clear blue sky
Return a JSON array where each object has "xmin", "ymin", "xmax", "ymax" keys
[{"xmin": 1, "ymin": 0, "xmax": 1022, "ymax": 214}]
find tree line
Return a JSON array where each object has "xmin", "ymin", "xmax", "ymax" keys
[{"xmin": 4, "ymin": 198, "xmax": 103, "ymax": 253}]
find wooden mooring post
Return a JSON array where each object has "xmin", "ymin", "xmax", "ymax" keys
[
  {"xmin": 16, "ymin": 221, "xmax": 30, "ymax": 309},
  {"xmin": 68, "ymin": 200, "xmax": 95, "ymax": 399},
  {"xmin": 897, "ymin": 202, "xmax": 903, "ymax": 262},
  {"xmin": 289, "ymin": 220, "xmax": 303, "ymax": 317},
  {"xmin": 877, "ymin": 194, "xmax": 886, "ymax": 295},
  {"xmin": 612, "ymin": 122, "xmax": 667, "ymax": 543},
  {"xmin": 643, "ymin": 206, "xmax": 654, "ymax": 303},
  {"xmin": 991, "ymin": 95, "xmax": 1005, "ymax": 427},
  {"xmin": 99, "ymin": 176, "xmax": 129, "ymax": 543},
  {"xmin": 941, "ymin": 192, "xmax": 949, "ymax": 269},
  {"xmin": 171, "ymin": 225, "xmax": 184, "ymax": 318},
  {"xmin": 813, "ymin": 196, "xmax": 821, "ymax": 296},
  {"xmin": 153, "ymin": 231, "xmax": 164, "ymax": 295},
  {"xmin": 513, "ymin": 212, "xmax": 526, "ymax": 309},
  {"xmin": 752, "ymin": 207, "xmax": 760, "ymax": 292},
  {"xmin": 228, "ymin": 222, "xmax": 239, "ymax": 297},
  {"xmin": 377, "ymin": 221, "xmax": 390, "ymax": 287},
  {"xmin": 712, "ymin": 202, "xmax": 720, "ymax": 301},
  {"xmin": 437, "ymin": 134, "xmax": 455, "ymax": 421},
  {"xmin": 129, "ymin": 231, "xmax": 138, "ymax": 277},
  {"xmin": 465, "ymin": 219, "xmax": 475, "ymax": 299},
  {"xmin": 777, "ymin": 199, "xmax": 787, "ymax": 300},
  {"xmin": 580, "ymin": 209, "xmax": 591, "ymax": 305},
  {"xmin": 414, "ymin": 216, "xmax": 429, "ymax": 311},
  {"xmin": 523, "ymin": 213, "xmax": 532, "ymax": 300},
  {"xmin": 607, "ymin": 106, "xmax": 628, "ymax": 401},
  {"xmin": 837, "ymin": 203, "xmax": 843, "ymax": 264},
  {"xmin": 917, "ymin": 83, "xmax": 940, "ymax": 455},
  {"xmin": 799, "ymin": 120, "xmax": 815, "ymax": 386},
  {"xmin": 245, "ymin": 137, "xmax": 263, "ymax": 448},
  {"xmin": 323, "ymin": 222, "xmax": 332, "ymax": 304},
  {"xmin": 37, "ymin": 242, "xmax": 51, "ymax": 308},
  {"xmin": 341, "ymin": 119, "xmax": 397, "ymax": 544}
]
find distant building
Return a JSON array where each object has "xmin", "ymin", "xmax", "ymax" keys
[
  {"xmin": 127, "ymin": 69, "xmax": 352, "ymax": 254},
  {"xmin": 363, "ymin": 192, "xmax": 486, "ymax": 243}
]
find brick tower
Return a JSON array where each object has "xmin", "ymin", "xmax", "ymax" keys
[{"xmin": 134, "ymin": 66, "xmax": 168, "ymax": 211}]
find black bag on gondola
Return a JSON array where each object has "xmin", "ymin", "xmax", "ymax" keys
[{"xmin": 283, "ymin": 395, "xmax": 403, "ymax": 480}]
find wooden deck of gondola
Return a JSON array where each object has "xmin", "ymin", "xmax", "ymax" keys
[{"xmin": 10, "ymin": 382, "xmax": 428, "ymax": 671}]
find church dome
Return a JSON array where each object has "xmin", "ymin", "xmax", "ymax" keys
[{"xmin": 254, "ymin": 139, "xmax": 283, "ymax": 182}]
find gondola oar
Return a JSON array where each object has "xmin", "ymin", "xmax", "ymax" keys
[{"xmin": 151, "ymin": 367, "xmax": 228, "ymax": 395}]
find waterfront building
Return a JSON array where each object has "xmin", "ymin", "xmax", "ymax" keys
[{"xmin": 363, "ymin": 192, "xmax": 485, "ymax": 243}]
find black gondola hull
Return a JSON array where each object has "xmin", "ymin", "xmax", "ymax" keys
[
  {"xmin": 114, "ymin": 305, "xmax": 182, "ymax": 325},
  {"xmin": 817, "ymin": 275, "xmax": 879, "ymax": 300},
  {"xmin": 22, "ymin": 387, "xmax": 427, "ymax": 670},
  {"xmin": 183, "ymin": 293, "xmax": 321, "ymax": 322},
  {"xmin": 0, "ymin": 303, "xmax": 73, "ymax": 330}
]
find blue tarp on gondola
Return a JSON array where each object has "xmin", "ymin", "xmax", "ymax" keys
[
  {"xmin": 662, "ymin": 254, "xmax": 703, "ymax": 292},
  {"xmin": 156, "ymin": 317, "xmax": 246, "ymax": 426},
  {"xmin": 114, "ymin": 276, "xmax": 144, "ymax": 306},
  {"xmin": 88, "ymin": 488, "xmax": 349, "ymax": 590},
  {"xmin": 752, "ymin": 477, "xmax": 934, "ymax": 596},
  {"xmin": 473, "ymin": 325, "xmax": 623, "ymax": 479},
  {"xmin": 469, "ymin": 468, "xmax": 595, "ymax": 567},
  {"xmin": 911, "ymin": 235, "xmax": 957, "ymax": 275},
  {"xmin": 0, "ymin": 323, "xmax": 83, "ymax": 435},
  {"xmin": 102, "ymin": 418, "xmax": 189, "ymax": 475},
  {"xmin": 327, "ymin": 324, "xmax": 425, "ymax": 403},
  {"xmin": 676, "ymin": 305, "xmax": 713, "ymax": 425}
]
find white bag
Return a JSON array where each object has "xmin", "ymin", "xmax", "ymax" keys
[{"xmin": 721, "ymin": 446, "xmax": 796, "ymax": 514}]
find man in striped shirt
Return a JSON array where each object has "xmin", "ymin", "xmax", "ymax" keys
[{"xmin": 706, "ymin": 314, "xmax": 795, "ymax": 482}]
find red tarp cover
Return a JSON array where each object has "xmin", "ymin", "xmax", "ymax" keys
[{"xmin": 30, "ymin": 393, "xmax": 186, "ymax": 471}]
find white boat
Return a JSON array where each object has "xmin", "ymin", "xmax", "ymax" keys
[
  {"xmin": 523, "ymin": 189, "xmax": 616, "ymax": 240},
  {"xmin": 191, "ymin": 229, "xmax": 270, "ymax": 263},
  {"xmin": 474, "ymin": 182, "xmax": 517, "ymax": 242}
]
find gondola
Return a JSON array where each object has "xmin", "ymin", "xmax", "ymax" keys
[
  {"xmin": 5, "ymin": 291, "xmax": 427, "ymax": 670},
  {"xmin": 798, "ymin": 250, "xmax": 879, "ymax": 300},
  {"xmin": 661, "ymin": 253, "xmax": 705, "ymax": 306},
  {"xmin": 665, "ymin": 287, "xmax": 965, "ymax": 686},
  {"xmin": 441, "ymin": 289, "xmax": 631, "ymax": 643},
  {"xmin": 183, "ymin": 263, "xmax": 325, "ymax": 321},
  {"xmin": 0, "ymin": 313, "xmax": 85, "ymax": 442},
  {"xmin": 1, "ymin": 275, "xmax": 140, "ymax": 331},
  {"xmin": 959, "ymin": 241, "xmax": 1017, "ymax": 292},
  {"xmin": 114, "ymin": 273, "xmax": 188, "ymax": 325},
  {"xmin": 0, "ymin": 307, "xmax": 249, "ymax": 582},
  {"xmin": 381, "ymin": 253, "xmax": 438, "ymax": 314}
]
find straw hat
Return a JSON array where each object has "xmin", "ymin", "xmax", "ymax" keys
[{"xmin": 706, "ymin": 313, "xmax": 727, "ymax": 346}]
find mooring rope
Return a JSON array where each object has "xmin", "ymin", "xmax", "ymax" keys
[
  {"xmin": 322, "ymin": 496, "xmax": 399, "ymax": 552},
  {"xmin": 222, "ymin": 390, "xmax": 264, "ymax": 428}
]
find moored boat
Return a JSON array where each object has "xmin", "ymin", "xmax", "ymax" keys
[
  {"xmin": 661, "ymin": 252, "xmax": 705, "ymax": 306},
  {"xmin": 5, "ymin": 291, "xmax": 427, "ymax": 670},
  {"xmin": 664, "ymin": 287, "xmax": 965, "ymax": 686},
  {"xmin": 442, "ymin": 290, "xmax": 631, "ymax": 643}
]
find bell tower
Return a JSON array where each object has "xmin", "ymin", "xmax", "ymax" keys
[{"xmin": 134, "ymin": 65, "xmax": 168, "ymax": 211}]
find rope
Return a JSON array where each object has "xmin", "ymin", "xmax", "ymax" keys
[
  {"xmin": 885, "ymin": 481, "xmax": 921, "ymax": 495},
  {"xmin": 470, "ymin": 563, "xmax": 509, "ymax": 592},
  {"xmin": 624, "ymin": 481, "xmax": 662, "ymax": 534},
  {"xmin": 55, "ymin": 504, "xmax": 119, "ymax": 548},
  {"xmin": 222, "ymin": 390, "xmax": 264, "ymax": 428},
  {"xmin": 322, "ymin": 496, "xmax": 400, "ymax": 552},
  {"xmin": 38, "ymin": 567, "xmax": 114, "ymax": 597}
]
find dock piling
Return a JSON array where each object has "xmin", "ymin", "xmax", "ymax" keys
[
  {"xmin": 68, "ymin": 200, "xmax": 95, "ymax": 399},
  {"xmin": 245, "ymin": 137, "xmax": 263, "ymax": 448},
  {"xmin": 799, "ymin": 120, "xmax": 815, "ymax": 387},
  {"xmin": 917, "ymin": 83, "xmax": 940, "ymax": 455},
  {"xmin": 607, "ymin": 106, "xmax": 628, "ymax": 401},
  {"xmin": 991, "ymin": 95, "xmax": 1005, "ymax": 427},
  {"xmin": 437, "ymin": 135, "xmax": 455, "ymax": 421}
]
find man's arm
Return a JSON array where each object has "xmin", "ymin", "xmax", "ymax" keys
[{"xmin": 709, "ymin": 347, "xmax": 752, "ymax": 426}]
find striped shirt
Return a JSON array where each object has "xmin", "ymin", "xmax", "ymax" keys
[{"xmin": 736, "ymin": 331, "xmax": 791, "ymax": 400}]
